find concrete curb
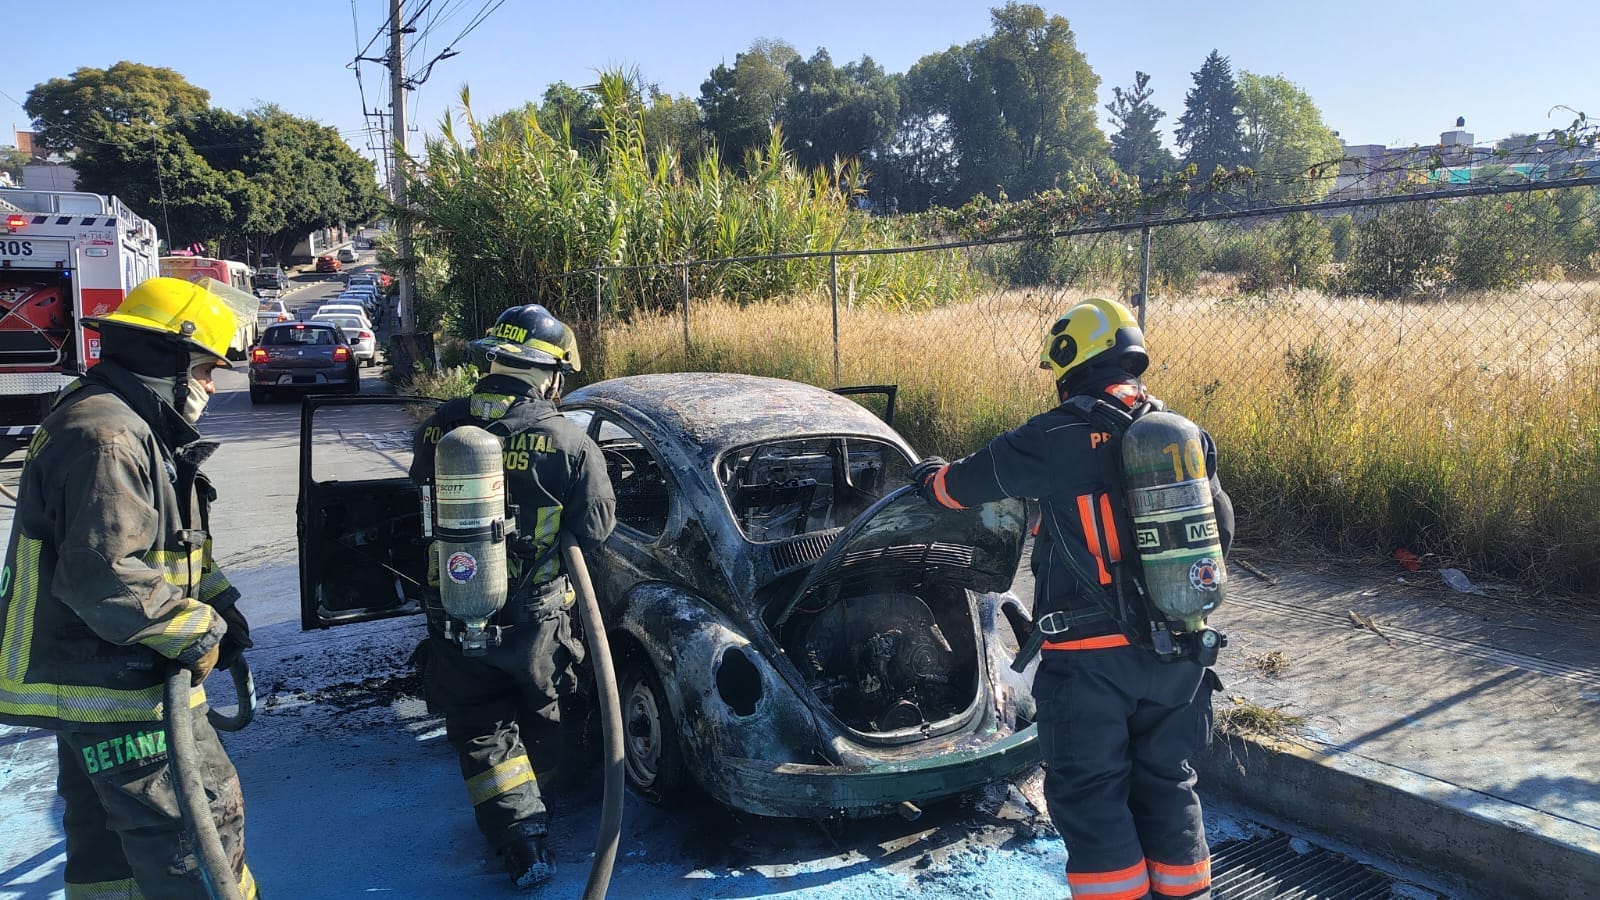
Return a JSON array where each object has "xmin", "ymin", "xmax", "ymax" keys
[{"xmin": 1195, "ymin": 732, "xmax": 1600, "ymax": 900}]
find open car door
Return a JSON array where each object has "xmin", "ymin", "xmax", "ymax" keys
[{"xmin": 299, "ymin": 395, "xmax": 441, "ymax": 630}]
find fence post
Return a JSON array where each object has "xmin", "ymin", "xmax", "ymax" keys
[
  {"xmin": 1137, "ymin": 224, "xmax": 1152, "ymax": 331},
  {"xmin": 594, "ymin": 268, "xmax": 602, "ymax": 323},
  {"xmin": 681, "ymin": 263, "xmax": 691, "ymax": 356},
  {"xmin": 830, "ymin": 253, "xmax": 841, "ymax": 385}
]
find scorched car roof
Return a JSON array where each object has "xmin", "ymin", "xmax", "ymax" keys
[{"xmin": 565, "ymin": 373, "xmax": 908, "ymax": 460}]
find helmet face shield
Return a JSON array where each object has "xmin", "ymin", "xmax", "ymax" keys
[{"xmin": 85, "ymin": 277, "xmax": 247, "ymax": 367}]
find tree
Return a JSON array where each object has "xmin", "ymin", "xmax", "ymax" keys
[
  {"xmin": 1106, "ymin": 71, "xmax": 1177, "ymax": 185},
  {"xmin": 536, "ymin": 82, "xmax": 604, "ymax": 154},
  {"xmin": 0, "ymin": 146, "xmax": 29, "ymax": 183},
  {"xmin": 641, "ymin": 89, "xmax": 707, "ymax": 166},
  {"xmin": 1236, "ymin": 72, "xmax": 1343, "ymax": 204},
  {"xmin": 698, "ymin": 39, "xmax": 800, "ymax": 169},
  {"xmin": 1175, "ymin": 51, "xmax": 1245, "ymax": 196},
  {"xmin": 781, "ymin": 50, "xmax": 900, "ymax": 172},
  {"xmin": 25, "ymin": 61, "xmax": 211, "ymax": 154},
  {"xmin": 893, "ymin": 3, "xmax": 1106, "ymax": 208}
]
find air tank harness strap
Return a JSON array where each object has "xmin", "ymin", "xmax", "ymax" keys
[{"xmin": 1009, "ymin": 605, "xmax": 1112, "ymax": 672}]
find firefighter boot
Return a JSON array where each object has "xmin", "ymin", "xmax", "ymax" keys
[{"xmin": 503, "ymin": 835, "xmax": 555, "ymax": 890}]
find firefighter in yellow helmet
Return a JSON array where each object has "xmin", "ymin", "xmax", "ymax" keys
[
  {"xmin": 0, "ymin": 277, "xmax": 259, "ymax": 897},
  {"xmin": 910, "ymin": 298, "xmax": 1233, "ymax": 900}
]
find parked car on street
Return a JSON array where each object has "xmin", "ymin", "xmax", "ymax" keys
[
  {"xmin": 336, "ymin": 247, "xmax": 359, "ymax": 264},
  {"xmin": 256, "ymin": 299, "xmax": 292, "ymax": 329},
  {"xmin": 310, "ymin": 314, "xmax": 377, "ymax": 366},
  {"xmin": 315, "ymin": 255, "xmax": 342, "ymax": 274},
  {"xmin": 249, "ymin": 321, "xmax": 360, "ymax": 403},
  {"xmin": 294, "ymin": 374, "xmax": 1036, "ymax": 818}
]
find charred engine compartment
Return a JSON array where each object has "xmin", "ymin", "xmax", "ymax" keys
[{"xmin": 779, "ymin": 585, "xmax": 979, "ymax": 735}]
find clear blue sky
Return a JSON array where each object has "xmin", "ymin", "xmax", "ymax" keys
[{"xmin": 6, "ymin": 0, "xmax": 1598, "ymax": 169}]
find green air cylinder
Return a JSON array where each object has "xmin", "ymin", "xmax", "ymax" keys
[
  {"xmin": 433, "ymin": 425, "xmax": 509, "ymax": 654},
  {"xmin": 1121, "ymin": 410, "xmax": 1226, "ymax": 632}
]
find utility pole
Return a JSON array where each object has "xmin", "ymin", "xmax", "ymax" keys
[{"xmin": 389, "ymin": 0, "xmax": 415, "ymax": 333}]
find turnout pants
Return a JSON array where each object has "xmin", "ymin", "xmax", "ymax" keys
[
  {"xmin": 422, "ymin": 608, "xmax": 583, "ymax": 850},
  {"xmin": 56, "ymin": 705, "xmax": 256, "ymax": 900},
  {"xmin": 1033, "ymin": 639, "xmax": 1219, "ymax": 900}
]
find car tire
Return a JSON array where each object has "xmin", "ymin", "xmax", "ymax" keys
[
  {"xmin": 249, "ymin": 387, "xmax": 267, "ymax": 404},
  {"xmin": 619, "ymin": 657, "xmax": 690, "ymax": 805}
]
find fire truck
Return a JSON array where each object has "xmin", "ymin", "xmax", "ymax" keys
[{"xmin": 0, "ymin": 189, "xmax": 162, "ymax": 427}]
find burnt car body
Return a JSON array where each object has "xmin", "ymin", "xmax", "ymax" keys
[{"xmin": 294, "ymin": 374, "xmax": 1038, "ymax": 818}]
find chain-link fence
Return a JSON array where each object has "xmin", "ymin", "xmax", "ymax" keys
[{"xmin": 563, "ymin": 176, "xmax": 1600, "ymax": 593}]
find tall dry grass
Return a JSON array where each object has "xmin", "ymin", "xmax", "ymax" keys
[{"xmin": 594, "ymin": 279, "xmax": 1600, "ymax": 596}]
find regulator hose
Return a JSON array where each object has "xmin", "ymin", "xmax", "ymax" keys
[
  {"xmin": 561, "ymin": 534, "xmax": 624, "ymax": 900},
  {"xmin": 205, "ymin": 659, "xmax": 256, "ymax": 733},
  {"xmin": 163, "ymin": 668, "xmax": 245, "ymax": 900}
]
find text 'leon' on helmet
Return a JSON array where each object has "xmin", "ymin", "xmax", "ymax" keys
[
  {"xmin": 83, "ymin": 276, "xmax": 247, "ymax": 367},
  {"xmin": 1038, "ymin": 297, "xmax": 1149, "ymax": 387},
  {"xmin": 472, "ymin": 304, "xmax": 581, "ymax": 373}
]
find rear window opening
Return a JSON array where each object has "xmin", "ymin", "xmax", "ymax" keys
[
  {"xmin": 718, "ymin": 437, "xmax": 910, "ymax": 542},
  {"xmin": 265, "ymin": 326, "xmax": 338, "ymax": 346}
]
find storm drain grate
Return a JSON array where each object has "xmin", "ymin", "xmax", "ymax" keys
[{"xmin": 1212, "ymin": 834, "xmax": 1401, "ymax": 899}]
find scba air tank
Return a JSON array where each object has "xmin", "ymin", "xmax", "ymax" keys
[
  {"xmin": 433, "ymin": 425, "xmax": 509, "ymax": 654},
  {"xmin": 1121, "ymin": 411, "xmax": 1226, "ymax": 633}
]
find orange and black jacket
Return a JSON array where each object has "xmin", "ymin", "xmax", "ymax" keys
[
  {"xmin": 0, "ymin": 361, "xmax": 237, "ymax": 730},
  {"xmin": 924, "ymin": 373, "xmax": 1233, "ymax": 637}
]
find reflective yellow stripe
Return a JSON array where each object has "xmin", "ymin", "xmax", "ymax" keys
[
  {"xmin": 3, "ymin": 536, "xmax": 43, "ymax": 680},
  {"xmin": 466, "ymin": 754, "xmax": 536, "ymax": 806},
  {"xmin": 195, "ymin": 570, "xmax": 233, "ymax": 604},
  {"xmin": 530, "ymin": 505, "xmax": 563, "ymax": 583},
  {"xmin": 2, "ymin": 535, "xmax": 207, "ymax": 724},
  {"xmin": 239, "ymin": 863, "xmax": 259, "ymax": 899},
  {"xmin": 140, "ymin": 547, "xmax": 206, "ymax": 589},
  {"xmin": 136, "ymin": 603, "xmax": 215, "ymax": 658},
  {"xmin": 64, "ymin": 876, "xmax": 144, "ymax": 899}
]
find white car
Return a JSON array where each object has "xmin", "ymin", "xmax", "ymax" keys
[
  {"xmin": 256, "ymin": 299, "xmax": 291, "ymax": 330},
  {"xmin": 336, "ymin": 247, "xmax": 359, "ymax": 264},
  {"xmin": 311, "ymin": 314, "xmax": 377, "ymax": 366},
  {"xmin": 316, "ymin": 303, "xmax": 372, "ymax": 323}
]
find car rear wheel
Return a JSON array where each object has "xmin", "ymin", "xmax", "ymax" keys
[
  {"xmin": 249, "ymin": 386, "xmax": 267, "ymax": 404},
  {"xmin": 619, "ymin": 657, "xmax": 689, "ymax": 805}
]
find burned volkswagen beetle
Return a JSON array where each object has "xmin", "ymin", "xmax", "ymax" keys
[
  {"xmin": 560, "ymin": 373, "xmax": 1037, "ymax": 817},
  {"xmin": 295, "ymin": 373, "xmax": 1038, "ymax": 818}
]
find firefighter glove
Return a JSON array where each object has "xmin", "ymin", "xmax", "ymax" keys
[
  {"xmin": 188, "ymin": 643, "xmax": 221, "ymax": 686},
  {"xmin": 217, "ymin": 605, "xmax": 253, "ymax": 670},
  {"xmin": 909, "ymin": 456, "xmax": 950, "ymax": 506}
]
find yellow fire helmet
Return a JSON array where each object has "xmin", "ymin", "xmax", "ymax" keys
[
  {"xmin": 1038, "ymin": 297, "xmax": 1150, "ymax": 387},
  {"xmin": 85, "ymin": 276, "xmax": 251, "ymax": 367}
]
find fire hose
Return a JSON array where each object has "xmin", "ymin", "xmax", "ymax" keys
[
  {"xmin": 163, "ymin": 667, "xmax": 245, "ymax": 900},
  {"xmin": 206, "ymin": 659, "xmax": 256, "ymax": 732},
  {"xmin": 562, "ymin": 534, "xmax": 624, "ymax": 900}
]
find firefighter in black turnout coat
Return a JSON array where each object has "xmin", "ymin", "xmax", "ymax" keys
[
  {"xmin": 411, "ymin": 305, "xmax": 615, "ymax": 890},
  {"xmin": 0, "ymin": 277, "xmax": 258, "ymax": 898},
  {"xmin": 911, "ymin": 298, "xmax": 1233, "ymax": 900}
]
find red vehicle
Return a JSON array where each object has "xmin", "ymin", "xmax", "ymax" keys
[
  {"xmin": 0, "ymin": 189, "xmax": 161, "ymax": 425},
  {"xmin": 315, "ymin": 255, "xmax": 342, "ymax": 274},
  {"xmin": 159, "ymin": 255, "xmax": 260, "ymax": 356}
]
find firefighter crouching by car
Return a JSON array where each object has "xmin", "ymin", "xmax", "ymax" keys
[
  {"xmin": 0, "ymin": 277, "xmax": 257, "ymax": 899},
  {"xmin": 910, "ymin": 298, "xmax": 1233, "ymax": 900},
  {"xmin": 410, "ymin": 304, "xmax": 616, "ymax": 891}
]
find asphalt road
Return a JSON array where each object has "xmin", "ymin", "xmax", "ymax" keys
[{"xmin": 0, "ymin": 254, "xmax": 1457, "ymax": 898}]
